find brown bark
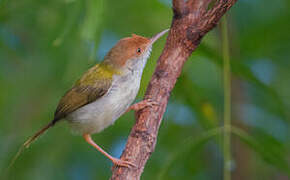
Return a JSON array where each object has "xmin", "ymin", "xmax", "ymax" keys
[{"xmin": 111, "ymin": 0, "xmax": 238, "ymax": 179}]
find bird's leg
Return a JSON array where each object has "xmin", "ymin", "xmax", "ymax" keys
[
  {"xmin": 126, "ymin": 99, "xmax": 158, "ymax": 113},
  {"xmin": 83, "ymin": 134, "xmax": 136, "ymax": 168}
]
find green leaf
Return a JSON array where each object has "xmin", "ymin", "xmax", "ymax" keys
[
  {"xmin": 174, "ymin": 74, "xmax": 219, "ymax": 130},
  {"xmin": 157, "ymin": 128, "xmax": 223, "ymax": 180},
  {"xmin": 197, "ymin": 45, "xmax": 288, "ymax": 121},
  {"xmin": 231, "ymin": 126, "xmax": 290, "ymax": 176}
]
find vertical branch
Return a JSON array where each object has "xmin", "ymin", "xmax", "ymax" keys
[
  {"xmin": 111, "ymin": 1, "xmax": 238, "ymax": 179},
  {"xmin": 221, "ymin": 16, "xmax": 232, "ymax": 180}
]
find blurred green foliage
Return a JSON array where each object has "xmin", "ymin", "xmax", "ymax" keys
[{"xmin": 0, "ymin": 0, "xmax": 289, "ymax": 179}]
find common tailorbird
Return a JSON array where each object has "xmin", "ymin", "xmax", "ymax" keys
[{"xmin": 10, "ymin": 29, "xmax": 169, "ymax": 168}]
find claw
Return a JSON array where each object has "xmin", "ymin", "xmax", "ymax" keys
[
  {"xmin": 126, "ymin": 99, "xmax": 159, "ymax": 112},
  {"xmin": 146, "ymin": 98, "xmax": 159, "ymax": 106},
  {"xmin": 111, "ymin": 157, "xmax": 136, "ymax": 168}
]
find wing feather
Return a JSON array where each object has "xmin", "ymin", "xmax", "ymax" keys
[{"xmin": 53, "ymin": 65, "xmax": 113, "ymax": 122}]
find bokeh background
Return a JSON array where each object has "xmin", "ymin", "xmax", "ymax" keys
[{"xmin": 1, "ymin": 0, "xmax": 290, "ymax": 179}]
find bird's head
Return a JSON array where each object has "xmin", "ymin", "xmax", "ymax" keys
[{"xmin": 103, "ymin": 29, "xmax": 169, "ymax": 73}]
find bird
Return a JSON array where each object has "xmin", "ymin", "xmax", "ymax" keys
[{"xmin": 9, "ymin": 29, "xmax": 169, "ymax": 169}]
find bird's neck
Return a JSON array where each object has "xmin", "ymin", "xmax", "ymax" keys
[{"xmin": 122, "ymin": 49, "xmax": 151, "ymax": 77}]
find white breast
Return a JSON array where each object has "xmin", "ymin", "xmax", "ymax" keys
[{"xmin": 66, "ymin": 53, "xmax": 149, "ymax": 135}]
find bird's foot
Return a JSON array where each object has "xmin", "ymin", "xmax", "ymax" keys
[
  {"xmin": 111, "ymin": 157, "xmax": 136, "ymax": 168},
  {"xmin": 126, "ymin": 99, "xmax": 158, "ymax": 112}
]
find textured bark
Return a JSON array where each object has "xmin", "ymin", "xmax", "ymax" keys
[{"xmin": 111, "ymin": 0, "xmax": 238, "ymax": 179}]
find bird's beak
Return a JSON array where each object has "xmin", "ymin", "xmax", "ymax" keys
[{"xmin": 149, "ymin": 29, "xmax": 169, "ymax": 46}]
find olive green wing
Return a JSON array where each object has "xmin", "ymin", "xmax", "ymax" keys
[{"xmin": 53, "ymin": 65, "xmax": 113, "ymax": 122}]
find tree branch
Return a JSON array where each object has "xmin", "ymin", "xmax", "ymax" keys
[
  {"xmin": 172, "ymin": 0, "xmax": 186, "ymax": 17},
  {"xmin": 110, "ymin": 0, "xmax": 238, "ymax": 179}
]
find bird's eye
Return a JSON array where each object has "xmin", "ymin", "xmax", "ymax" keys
[{"xmin": 137, "ymin": 48, "xmax": 141, "ymax": 53}]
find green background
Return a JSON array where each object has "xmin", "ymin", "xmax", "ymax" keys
[{"xmin": 0, "ymin": 0, "xmax": 289, "ymax": 179}]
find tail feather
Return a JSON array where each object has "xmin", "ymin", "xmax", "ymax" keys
[
  {"xmin": 7, "ymin": 121, "xmax": 55, "ymax": 170},
  {"xmin": 23, "ymin": 122, "xmax": 54, "ymax": 148}
]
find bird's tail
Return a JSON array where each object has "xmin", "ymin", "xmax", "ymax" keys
[{"xmin": 7, "ymin": 121, "xmax": 55, "ymax": 170}]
